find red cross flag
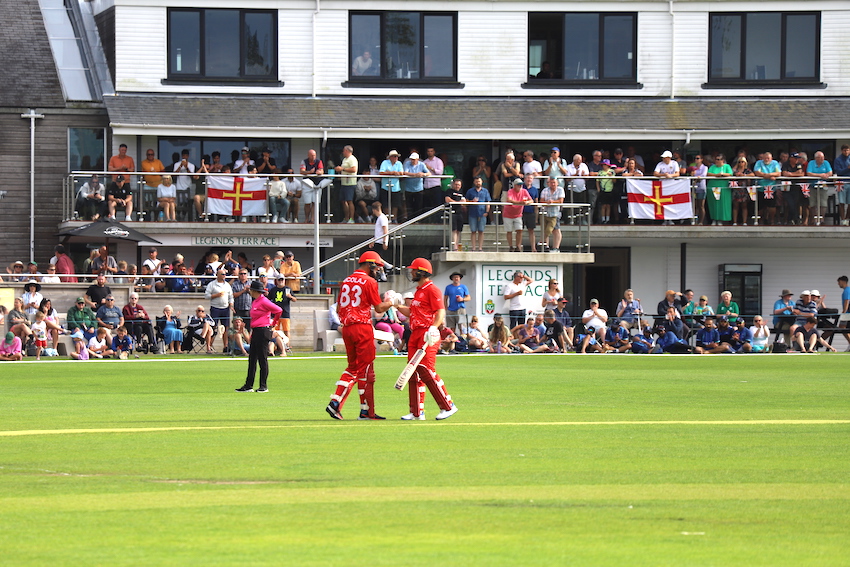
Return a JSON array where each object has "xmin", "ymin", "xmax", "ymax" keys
[
  {"xmin": 626, "ymin": 178, "xmax": 692, "ymax": 220},
  {"xmin": 207, "ymin": 176, "xmax": 268, "ymax": 216}
]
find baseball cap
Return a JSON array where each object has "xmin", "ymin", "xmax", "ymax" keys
[
  {"xmin": 409, "ymin": 152, "xmax": 419, "ymax": 160},
  {"xmin": 512, "ymin": 178, "xmax": 523, "ymax": 185},
  {"xmin": 590, "ymin": 298, "xmax": 599, "ymax": 304},
  {"xmin": 661, "ymin": 150, "xmax": 673, "ymax": 158},
  {"xmin": 601, "ymin": 159, "xmax": 612, "ymax": 166},
  {"xmin": 75, "ymin": 297, "xmax": 85, "ymax": 303},
  {"xmin": 790, "ymin": 152, "xmax": 800, "ymax": 158},
  {"xmin": 241, "ymin": 146, "xmax": 250, "ymax": 152},
  {"xmin": 4, "ymin": 332, "xmax": 14, "ymax": 344},
  {"xmin": 284, "ymin": 251, "xmax": 294, "ymax": 258},
  {"xmin": 551, "ymin": 147, "xmax": 560, "ymax": 152},
  {"xmin": 275, "ymin": 275, "xmax": 286, "ymax": 281}
]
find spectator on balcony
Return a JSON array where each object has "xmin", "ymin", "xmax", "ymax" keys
[
  {"xmin": 268, "ymin": 173, "xmax": 289, "ymax": 224},
  {"xmin": 255, "ymin": 148, "xmax": 277, "ymax": 175},
  {"xmin": 654, "ymin": 150, "xmax": 681, "ymax": 179},
  {"xmin": 172, "ymin": 149, "xmax": 197, "ymax": 214},
  {"xmin": 706, "ymin": 153, "xmax": 733, "ymax": 225},
  {"xmin": 41, "ymin": 263, "xmax": 61, "ymax": 284},
  {"xmin": 445, "ymin": 178, "xmax": 466, "ymax": 252},
  {"xmin": 498, "ymin": 151, "xmax": 522, "ymax": 197},
  {"xmin": 256, "ymin": 254, "xmax": 279, "ymax": 280},
  {"xmin": 379, "ymin": 149, "xmax": 404, "ymax": 222},
  {"xmin": 422, "ymin": 147, "xmax": 444, "ymax": 212},
  {"xmin": 234, "ymin": 147, "xmax": 254, "ymax": 174},
  {"xmin": 334, "ymin": 145, "xmax": 359, "ymax": 224},
  {"xmin": 52, "ymin": 244, "xmax": 77, "ymax": 283},
  {"xmin": 806, "ymin": 151, "xmax": 833, "ymax": 224},
  {"xmin": 76, "ymin": 174, "xmax": 107, "ymax": 220},
  {"xmin": 731, "ymin": 156, "xmax": 754, "ymax": 226},
  {"xmin": 156, "ymin": 175, "xmax": 177, "ymax": 221},
  {"xmin": 91, "ymin": 245, "xmax": 118, "ymax": 279},
  {"xmin": 107, "ymin": 143, "xmax": 134, "ymax": 183},
  {"xmin": 782, "ymin": 153, "xmax": 806, "ymax": 226},
  {"xmin": 753, "ymin": 151, "xmax": 782, "ymax": 225},
  {"xmin": 166, "ymin": 262, "xmax": 194, "ymax": 293},
  {"xmin": 141, "ymin": 149, "xmax": 165, "ymax": 207},
  {"xmin": 355, "ymin": 170, "xmax": 379, "ymax": 223},
  {"xmin": 688, "ymin": 154, "xmax": 709, "ymax": 225},
  {"xmin": 300, "ymin": 149, "xmax": 331, "ymax": 224},
  {"xmin": 281, "ymin": 169, "xmax": 301, "ymax": 223},
  {"xmin": 106, "ymin": 175, "xmax": 133, "ymax": 221},
  {"xmin": 834, "ymin": 145, "xmax": 850, "ymax": 226},
  {"xmin": 4, "ymin": 260, "xmax": 26, "ymax": 282}
]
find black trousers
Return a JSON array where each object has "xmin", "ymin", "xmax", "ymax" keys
[{"xmin": 245, "ymin": 326, "xmax": 272, "ymax": 389}]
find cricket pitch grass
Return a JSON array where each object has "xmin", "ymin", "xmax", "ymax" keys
[{"xmin": 1, "ymin": 353, "xmax": 848, "ymax": 566}]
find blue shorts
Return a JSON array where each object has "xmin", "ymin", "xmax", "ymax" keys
[
  {"xmin": 340, "ymin": 184, "xmax": 355, "ymax": 202},
  {"xmin": 468, "ymin": 215, "xmax": 487, "ymax": 233},
  {"xmin": 836, "ymin": 188, "xmax": 850, "ymax": 205}
]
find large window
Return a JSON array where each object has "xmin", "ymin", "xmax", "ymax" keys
[
  {"xmin": 528, "ymin": 13, "xmax": 637, "ymax": 85},
  {"xmin": 68, "ymin": 128, "xmax": 105, "ymax": 171},
  {"xmin": 708, "ymin": 12, "xmax": 820, "ymax": 85},
  {"xmin": 156, "ymin": 139, "xmax": 291, "ymax": 171},
  {"xmin": 167, "ymin": 9, "xmax": 277, "ymax": 82},
  {"xmin": 348, "ymin": 12, "xmax": 457, "ymax": 83}
]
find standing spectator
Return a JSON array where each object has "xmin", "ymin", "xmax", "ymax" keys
[
  {"xmin": 706, "ymin": 154, "xmax": 733, "ymax": 225},
  {"xmin": 255, "ymin": 148, "xmax": 277, "ymax": 175},
  {"xmin": 503, "ymin": 179, "xmax": 531, "ymax": 252},
  {"xmin": 22, "ymin": 280, "xmax": 43, "ymax": 317},
  {"xmin": 731, "ymin": 156, "xmax": 754, "ymax": 226},
  {"xmin": 403, "ymin": 152, "xmax": 430, "ymax": 220},
  {"xmin": 542, "ymin": 147, "xmax": 568, "ymax": 190},
  {"xmin": 689, "ymin": 155, "xmax": 709, "ymax": 225},
  {"xmin": 586, "ymin": 150, "xmax": 605, "ymax": 223},
  {"xmin": 141, "ymin": 149, "xmax": 165, "ymax": 210},
  {"xmin": 520, "ymin": 173, "xmax": 540, "ymax": 252},
  {"xmin": 38, "ymin": 298, "xmax": 62, "ymax": 350},
  {"xmin": 256, "ymin": 254, "xmax": 279, "ymax": 280},
  {"xmin": 108, "ymin": 143, "xmax": 135, "ymax": 182},
  {"xmin": 30, "ymin": 311, "xmax": 49, "ymax": 360},
  {"xmin": 839, "ymin": 275, "xmax": 850, "ymax": 315},
  {"xmin": 122, "ymin": 292, "xmax": 157, "ymax": 352},
  {"xmin": 464, "ymin": 177, "xmax": 491, "ymax": 252},
  {"xmin": 654, "ymin": 150, "xmax": 680, "ymax": 225},
  {"xmin": 67, "ymin": 297, "xmax": 97, "ymax": 340},
  {"xmin": 504, "ymin": 270, "xmax": 532, "ymax": 329},
  {"xmin": 472, "ymin": 155, "xmax": 492, "ymax": 189},
  {"xmin": 283, "ymin": 169, "xmax": 302, "ymax": 223},
  {"xmin": 445, "ymin": 178, "xmax": 466, "ymax": 251},
  {"xmin": 143, "ymin": 247, "xmax": 163, "ymax": 277},
  {"xmin": 806, "ymin": 151, "xmax": 833, "ymax": 224},
  {"xmin": 596, "ymin": 160, "xmax": 616, "ymax": 224},
  {"xmin": 834, "ymin": 145, "xmax": 850, "ymax": 225},
  {"xmin": 91, "ymin": 245, "xmax": 118, "ymax": 278},
  {"xmin": 521, "ymin": 150, "xmax": 543, "ymax": 190},
  {"xmin": 268, "ymin": 275, "xmax": 296, "ymax": 342},
  {"xmin": 0, "ymin": 332, "xmax": 23, "ymax": 361},
  {"xmin": 76, "ymin": 174, "xmax": 107, "ymax": 220},
  {"xmin": 582, "ymin": 298, "xmax": 608, "ymax": 342},
  {"xmin": 234, "ymin": 147, "xmax": 255, "ymax": 174},
  {"xmin": 396, "ymin": 258, "xmax": 459, "ymax": 421},
  {"xmin": 325, "ymin": 251, "xmax": 392, "ymax": 420},
  {"xmin": 334, "ymin": 145, "xmax": 359, "ymax": 223},
  {"xmin": 566, "ymin": 154, "xmax": 590, "ymax": 223},
  {"xmin": 369, "ymin": 201, "xmax": 389, "ymax": 251},
  {"xmin": 166, "ymin": 263, "xmax": 193, "ymax": 292},
  {"xmin": 541, "ymin": 278, "xmax": 562, "ymax": 311},
  {"xmin": 230, "ymin": 268, "xmax": 252, "ymax": 319},
  {"xmin": 300, "ymin": 149, "xmax": 331, "ymax": 223},
  {"xmin": 444, "ymin": 272, "xmax": 470, "ymax": 334},
  {"xmin": 280, "ymin": 251, "xmax": 302, "ymax": 294},
  {"xmin": 716, "ymin": 291, "xmax": 740, "ymax": 320},
  {"xmin": 782, "ymin": 153, "xmax": 805, "ymax": 226},
  {"xmin": 172, "ymin": 149, "xmax": 198, "ymax": 217},
  {"xmin": 379, "ymin": 150, "xmax": 404, "ymax": 221},
  {"xmin": 354, "ymin": 170, "xmax": 378, "ymax": 223},
  {"xmin": 205, "ymin": 268, "xmax": 234, "ymax": 351},
  {"xmin": 107, "ymin": 175, "xmax": 134, "ymax": 220},
  {"xmin": 53, "ymin": 244, "xmax": 78, "ymax": 283},
  {"xmin": 235, "ymin": 281, "xmax": 282, "ymax": 393},
  {"xmin": 615, "ymin": 288, "xmax": 643, "ymax": 330},
  {"xmin": 498, "ymin": 151, "xmax": 522, "ymax": 194},
  {"xmin": 753, "ymin": 151, "xmax": 782, "ymax": 225},
  {"xmin": 539, "ymin": 177, "xmax": 564, "ymax": 252},
  {"xmin": 422, "ymin": 147, "xmax": 444, "ymax": 212}
]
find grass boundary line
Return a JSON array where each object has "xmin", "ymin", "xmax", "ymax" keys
[{"xmin": 2, "ymin": 419, "xmax": 849, "ymax": 437}]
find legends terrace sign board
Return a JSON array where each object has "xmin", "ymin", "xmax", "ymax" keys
[
  {"xmin": 479, "ymin": 264, "xmax": 561, "ymax": 316},
  {"xmin": 151, "ymin": 235, "xmax": 333, "ymax": 247}
]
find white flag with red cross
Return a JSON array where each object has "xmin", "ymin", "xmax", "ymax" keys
[
  {"xmin": 626, "ymin": 178, "xmax": 692, "ymax": 220},
  {"xmin": 206, "ymin": 176, "xmax": 268, "ymax": 216}
]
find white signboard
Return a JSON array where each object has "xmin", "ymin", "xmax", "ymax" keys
[
  {"xmin": 150, "ymin": 235, "xmax": 333, "ymax": 248},
  {"xmin": 479, "ymin": 264, "xmax": 561, "ymax": 317}
]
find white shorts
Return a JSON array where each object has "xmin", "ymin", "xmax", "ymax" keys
[
  {"xmin": 301, "ymin": 184, "xmax": 316, "ymax": 205},
  {"xmin": 504, "ymin": 216, "xmax": 523, "ymax": 232}
]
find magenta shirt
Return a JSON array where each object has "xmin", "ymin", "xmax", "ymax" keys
[
  {"xmin": 0, "ymin": 336, "xmax": 22, "ymax": 355},
  {"xmin": 250, "ymin": 294, "xmax": 282, "ymax": 328}
]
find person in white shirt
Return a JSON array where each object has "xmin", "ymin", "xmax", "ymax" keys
[
  {"xmin": 521, "ymin": 150, "xmax": 544, "ymax": 189},
  {"xmin": 581, "ymin": 298, "xmax": 608, "ymax": 341},
  {"xmin": 370, "ymin": 202, "xmax": 389, "ymax": 251},
  {"xmin": 504, "ymin": 270, "xmax": 533, "ymax": 329},
  {"xmin": 234, "ymin": 147, "xmax": 254, "ymax": 174},
  {"xmin": 654, "ymin": 150, "xmax": 680, "ymax": 178},
  {"xmin": 172, "ymin": 149, "xmax": 197, "ymax": 193},
  {"xmin": 283, "ymin": 169, "xmax": 302, "ymax": 222},
  {"xmin": 749, "ymin": 315, "xmax": 770, "ymax": 352}
]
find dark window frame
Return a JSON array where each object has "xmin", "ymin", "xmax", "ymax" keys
[
  {"xmin": 165, "ymin": 8, "xmax": 280, "ymax": 84},
  {"xmin": 344, "ymin": 10, "xmax": 461, "ymax": 88},
  {"xmin": 705, "ymin": 11, "xmax": 821, "ymax": 88},
  {"xmin": 524, "ymin": 12, "xmax": 640, "ymax": 88}
]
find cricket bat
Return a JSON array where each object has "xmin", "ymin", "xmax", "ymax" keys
[{"xmin": 394, "ymin": 347, "xmax": 425, "ymax": 390}]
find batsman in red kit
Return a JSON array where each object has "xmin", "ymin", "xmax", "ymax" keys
[
  {"xmin": 326, "ymin": 251, "xmax": 393, "ymax": 420},
  {"xmin": 396, "ymin": 258, "xmax": 459, "ymax": 420}
]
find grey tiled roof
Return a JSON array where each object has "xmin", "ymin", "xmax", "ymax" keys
[
  {"xmin": 105, "ymin": 93, "xmax": 850, "ymax": 133},
  {"xmin": 0, "ymin": 1, "xmax": 65, "ymax": 107}
]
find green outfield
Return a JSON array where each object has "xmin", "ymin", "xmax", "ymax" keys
[{"xmin": 1, "ymin": 354, "xmax": 848, "ymax": 566}]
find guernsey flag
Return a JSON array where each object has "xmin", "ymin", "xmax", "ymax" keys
[
  {"xmin": 626, "ymin": 178, "xmax": 692, "ymax": 220},
  {"xmin": 207, "ymin": 176, "xmax": 268, "ymax": 216}
]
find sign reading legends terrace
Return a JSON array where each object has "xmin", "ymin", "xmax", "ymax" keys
[{"xmin": 479, "ymin": 264, "xmax": 561, "ymax": 316}]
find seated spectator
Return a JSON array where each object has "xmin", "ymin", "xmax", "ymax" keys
[
  {"xmin": 488, "ymin": 314, "xmax": 511, "ymax": 353},
  {"xmin": 41, "ymin": 263, "xmax": 61, "ymax": 284},
  {"xmin": 604, "ymin": 321, "xmax": 631, "ymax": 352},
  {"xmin": 187, "ymin": 306, "xmax": 216, "ymax": 353},
  {"xmin": 685, "ymin": 295, "xmax": 715, "ymax": 329},
  {"xmin": 773, "ymin": 289, "xmax": 796, "ymax": 343},
  {"xmin": 656, "ymin": 290, "xmax": 685, "ymax": 321},
  {"xmin": 0, "ymin": 331, "xmax": 23, "ymax": 361},
  {"xmin": 660, "ymin": 306, "xmax": 685, "ymax": 339},
  {"xmin": 438, "ymin": 323, "xmax": 460, "ymax": 353},
  {"xmin": 88, "ymin": 327, "xmax": 114, "ymax": 358},
  {"xmin": 581, "ymin": 298, "xmax": 608, "ymax": 341},
  {"xmin": 157, "ymin": 175, "xmax": 177, "ymax": 221},
  {"xmin": 790, "ymin": 290, "xmax": 818, "ymax": 336},
  {"xmin": 107, "ymin": 175, "xmax": 134, "ymax": 220},
  {"xmin": 135, "ymin": 264, "xmax": 154, "ymax": 293},
  {"xmin": 122, "ymin": 292, "xmax": 157, "ymax": 353},
  {"xmin": 69, "ymin": 329, "xmax": 90, "ymax": 360},
  {"xmin": 652, "ymin": 325, "xmax": 695, "ymax": 354},
  {"xmin": 749, "ymin": 316, "xmax": 770, "ymax": 352},
  {"xmin": 794, "ymin": 317, "xmax": 837, "ymax": 353},
  {"xmin": 465, "ymin": 316, "xmax": 489, "ymax": 351},
  {"xmin": 328, "ymin": 302, "xmax": 341, "ymax": 331},
  {"xmin": 111, "ymin": 326, "xmax": 134, "ymax": 359},
  {"xmin": 716, "ymin": 291, "xmax": 740, "ymax": 320},
  {"xmin": 541, "ymin": 310, "xmax": 567, "ymax": 352},
  {"xmin": 512, "ymin": 317, "xmax": 546, "ymax": 353},
  {"xmin": 695, "ymin": 318, "xmax": 730, "ymax": 354},
  {"xmin": 717, "ymin": 316, "xmax": 750, "ymax": 353},
  {"xmin": 734, "ymin": 318, "xmax": 754, "ymax": 353},
  {"xmin": 630, "ymin": 325, "xmax": 654, "ymax": 354},
  {"xmin": 26, "ymin": 261, "xmax": 42, "ymax": 282},
  {"xmin": 66, "ymin": 296, "xmax": 97, "ymax": 341},
  {"xmin": 374, "ymin": 300, "xmax": 405, "ymax": 350},
  {"xmin": 615, "ymin": 289, "xmax": 643, "ymax": 330},
  {"xmin": 576, "ymin": 325, "xmax": 606, "ymax": 354},
  {"xmin": 355, "ymin": 170, "xmax": 379, "ymax": 223},
  {"xmin": 554, "ymin": 297, "xmax": 574, "ymax": 345},
  {"xmin": 268, "ymin": 174, "xmax": 290, "ymax": 224},
  {"xmin": 166, "ymin": 263, "xmax": 194, "ymax": 292},
  {"xmin": 228, "ymin": 317, "xmax": 251, "ymax": 356},
  {"xmin": 38, "ymin": 298, "xmax": 63, "ymax": 350},
  {"xmin": 7, "ymin": 297, "xmax": 32, "ymax": 344},
  {"xmin": 76, "ymin": 174, "xmax": 107, "ymax": 220},
  {"xmin": 22, "ymin": 280, "xmax": 43, "ymax": 317},
  {"xmin": 95, "ymin": 295, "xmax": 123, "ymax": 339},
  {"xmin": 157, "ymin": 305, "xmax": 183, "ymax": 354},
  {"xmin": 5, "ymin": 260, "xmax": 27, "ymax": 282}
]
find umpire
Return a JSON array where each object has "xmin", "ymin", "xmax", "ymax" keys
[{"xmin": 235, "ymin": 281, "xmax": 282, "ymax": 393}]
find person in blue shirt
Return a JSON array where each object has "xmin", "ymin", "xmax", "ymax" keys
[
  {"xmin": 443, "ymin": 272, "xmax": 470, "ymax": 334},
  {"xmin": 753, "ymin": 151, "xmax": 781, "ymax": 225},
  {"xmin": 403, "ymin": 152, "xmax": 430, "ymax": 220},
  {"xmin": 834, "ymin": 145, "xmax": 850, "ymax": 225},
  {"xmin": 735, "ymin": 318, "xmax": 754, "ymax": 353},
  {"xmin": 653, "ymin": 325, "xmax": 694, "ymax": 353},
  {"xmin": 630, "ymin": 325, "xmax": 654, "ymax": 354},
  {"xmin": 111, "ymin": 326, "xmax": 134, "ymax": 359},
  {"xmin": 464, "ymin": 177, "xmax": 491, "ymax": 252},
  {"xmin": 694, "ymin": 317, "xmax": 728, "ymax": 354},
  {"xmin": 379, "ymin": 150, "xmax": 404, "ymax": 222},
  {"xmin": 773, "ymin": 289, "xmax": 795, "ymax": 343},
  {"xmin": 806, "ymin": 151, "xmax": 833, "ymax": 224},
  {"xmin": 604, "ymin": 321, "xmax": 631, "ymax": 352}
]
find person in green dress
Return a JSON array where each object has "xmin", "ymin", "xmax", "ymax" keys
[{"xmin": 706, "ymin": 153, "xmax": 733, "ymax": 225}]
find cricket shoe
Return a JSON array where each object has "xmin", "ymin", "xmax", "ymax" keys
[
  {"xmin": 400, "ymin": 413, "xmax": 426, "ymax": 420},
  {"xmin": 235, "ymin": 386, "xmax": 254, "ymax": 392},
  {"xmin": 326, "ymin": 400, "xmax": 343, "ymax": 420},
  {"xmin": 435, "ymin": 405, "xmax": 459, "ymax": 420},
  {"xmin": 256, "ymin": 387, "xmax": 268, "ymax": 393},
  {"xmin": 358, "ymin": 411, "xmax": 386, "ymax": 420}
]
